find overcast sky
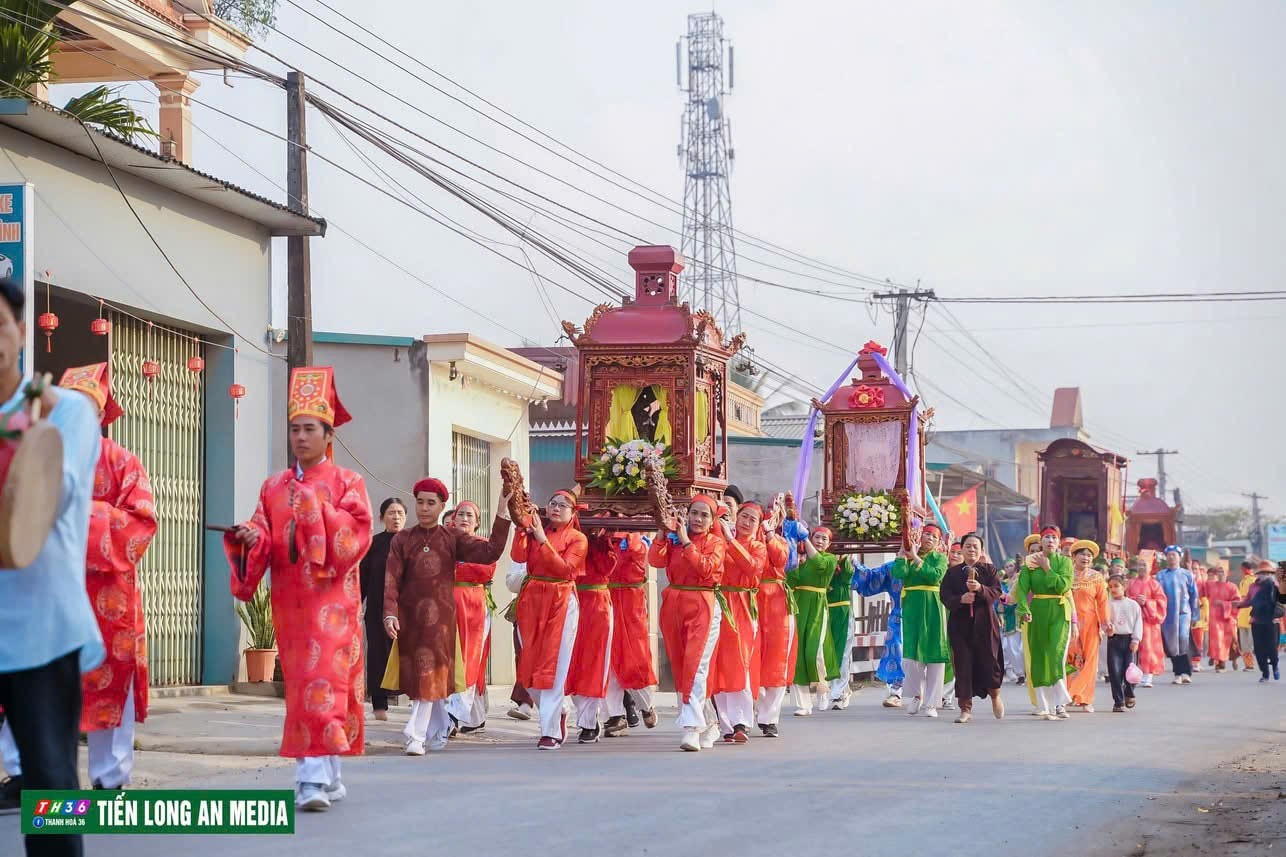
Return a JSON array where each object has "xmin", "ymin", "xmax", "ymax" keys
[{"xmin": 68, "ymin": 0, "xmax": 1286, "ymax": 515}]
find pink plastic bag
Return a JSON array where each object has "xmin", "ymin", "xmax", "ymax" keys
[{"xmin": 1125, "ymin": 662, "xmax": 1144, "ymax": 685}]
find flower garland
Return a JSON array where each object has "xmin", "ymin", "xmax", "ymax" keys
[
  {"xmin": 832, "ymin": 490, "xmax": 901, "ymax": 541},
  {"xmin": 588, "ymin": 437, "xmax": 677, "ymax": 495}
]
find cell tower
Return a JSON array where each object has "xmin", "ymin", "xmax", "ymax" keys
[{"xmin": 677, "ymin": 11, "xmax": 740, "ymax": 336}]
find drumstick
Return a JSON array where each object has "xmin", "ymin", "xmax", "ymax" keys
[{"xmin": 207, "ymin": 525, "xmax": 249, "ymax": 580}]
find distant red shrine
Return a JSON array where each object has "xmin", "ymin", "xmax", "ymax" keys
[
  {"xmin": 1125, "ymin": 477, "xmax": 1179, "ymax": 555},
  {"xmin": 1036, "ymin": 438, "xmax": 1128, "ymax": 553}
]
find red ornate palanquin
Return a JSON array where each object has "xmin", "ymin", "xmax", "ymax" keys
[
  {"xmin": 816, "ymin": 341, "xmax": 927, "ymax": 554},
  {"xmin": 1036, "ymin": 438, "xmax": 1128, "ymax": 554},
  {"xmin": 1125, "ymin": 477, "xmax": 1179, "ymax": 555},
  {"xmin": 561, "ymin": 245, "xmax": 745, "ymax": 530}
]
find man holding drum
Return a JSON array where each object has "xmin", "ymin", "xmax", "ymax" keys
[{"xmin": 0, "ymin": 277, "xmax": 105, "ymax": 857}]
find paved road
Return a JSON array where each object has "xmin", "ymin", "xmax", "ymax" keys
[{"xmin": 4, "ymin": 672, "xmax": 1283, "ymax": 856}]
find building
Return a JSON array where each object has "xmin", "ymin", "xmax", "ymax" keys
[
  {"xmin": 314, "ymin": 332, "xmax": 562, "ymax": 683},
  {"xmin": 4, "ymin": 101, "xmax": 323, "ymax": 687}
]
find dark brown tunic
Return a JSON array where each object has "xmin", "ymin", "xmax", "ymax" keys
[
  {"xmin": 383, "ymin": 518, "xmax": 511, "ymax": 701},
  {"xmin": 941, "ymin": 562, "xmax": 1005, "ymax": 700}
]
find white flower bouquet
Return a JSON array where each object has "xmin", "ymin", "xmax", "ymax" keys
[
  {"xmin": 588, "ymin": 437, "xmax": 678, "ymax": 495},
  {"xmin": 832, "ymin": 490, "xmax": 901, "ymax": 541}
]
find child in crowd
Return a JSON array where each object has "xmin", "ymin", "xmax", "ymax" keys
[{"xmin": 1105, "ymin": 575, "xmax": 1143, "ymax": 712}]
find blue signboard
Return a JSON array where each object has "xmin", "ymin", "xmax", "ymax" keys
[
  {"xmin": 1267, "ymin": 524, "xmax": 1286, "ymax": 562},
  {"xmin": 0, "ymin": 182, "xmax": 34, "ymax": 376}
]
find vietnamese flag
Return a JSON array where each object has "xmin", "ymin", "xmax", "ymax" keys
[{"xmin": 943, "ymin": 486, "xmax": 979, "ymax": 537}]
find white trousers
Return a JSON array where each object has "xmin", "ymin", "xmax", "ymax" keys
[
  {"xmin": 1002, "ymin": 633, "xmax": 1024, "ymax": 679},
  {"xmin": 676, "ymin": 600, "xmax": 722, "ymax": 731},
  {"xmin": 0, "ymin": 720, "xmax": 20, "ymax": 776},
  {"xmin": 0, "ymin": 681, "xmax": 137, "ymax": 788},
  {"xmin": 296, "ymin": 755, "xmax": 341, "ymax": 787},
  {"xmin": 903, "ymin": 659, "xmax": 946, "ymax": 712},
  {"xmin": 886, "ymin": 683, "xmax": 903, "ymax": 698},
  {"xmin": 1035, "ymin": 680, "xmax": 1071, "ymax": 711},
  {"xmin": 404, "ymin": 699, "xmax": 452, "ymax": 748},
  {"xmin": 791, "ymin": 684, "xmax": 829, "ymax": 714},
  {"xmin": 830, "ymin": 614, "xmax": 855, "ymax": 700},
  {"xmin": 527, "ymin": 593, "xmax": 580, "ymax": 739},
  {"xmin": 445, "ymin": 613, "xmax": 491, "ymax": 728},
  {"xmin": 941, "ymin": 678, "xmax": 956, "ymax": 703},
  {"xmin": 714, "ymin": 688, "xmax": 754, "ymax": 734},
  {"xmin": 604, "ymin": 673, "xmax": 655, "ymax": 717},
  {"xmin": 758, "ymin": 686, "xmax": 787, "ymax": 725}
]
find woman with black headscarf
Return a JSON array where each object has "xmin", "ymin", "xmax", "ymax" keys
[{"xmin": 361, "ymin": 497, "xmax": 407, "ymax": 720}]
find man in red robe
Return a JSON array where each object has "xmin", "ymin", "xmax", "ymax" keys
[
  {"xmin": 1, "ymin": 365, "xmax": 159, "ymax": 793},
  {"xmin": 710, "ymin": 499, "xmax": 766, "ymax": 744},
  {"xmin": 603, "ymin": 533, "xmax": 658, "ymax": 736},
  {"xmin": 1126, "ymin": 561, "xmax": 1168, "ymax": 688},
  {"xmin": 1204, "ymin": 567, "xmax": 1240, "ymax": 671},
  {"xmin": 566, "ymin": 531, "xmax": 615, "ymax": 743},
  {"xmin": 226, "ymin": 367, "xmax": 373, "ymax": 812}
]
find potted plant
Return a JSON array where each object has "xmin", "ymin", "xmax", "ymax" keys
[{"xmin": 235, "ymin": 581, "xmax": 276, "ymax": 682}]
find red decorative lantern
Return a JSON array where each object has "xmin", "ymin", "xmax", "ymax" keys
[
  {"xmin": 37, "ymin": 312, "xmax": 58, "ymax": 352},
  {"xmin": 228, "ymin": 383, "xmax": 246, "ymax": 419},
  {"xmin": 141, "ymin": 360, "xmax": 161, "ymax": 398},
  {"xmin": 186, "ymin": 355, "xmax": 204, "ymax": 374},
  {"xmin": 90, "ymin": 318, "xmax": 111, "ymax": 336}
]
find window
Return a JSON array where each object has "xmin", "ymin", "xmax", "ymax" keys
[{"xmin": 452, "ymin": 432, "xmax": 492, "ymax": 536}]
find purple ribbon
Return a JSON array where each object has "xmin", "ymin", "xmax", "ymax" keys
[
  {"xmin": 869, "ymin": 351, "xmax": 921, "ymax": 506},
  {"xmin": 791, "ymin": 352, "xmax": 862, "ymax": 504}
]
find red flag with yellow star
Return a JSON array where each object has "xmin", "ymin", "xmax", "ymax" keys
[{"xmin": 943, "ymin": 485, "xmax": 979, "ymax": 537}]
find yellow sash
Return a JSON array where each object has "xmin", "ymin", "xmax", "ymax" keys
[
  {"xmin": 795, "ymin": 585, "xmax": 827, "ymax": 594},
  {"xmin": 1032, "ymin": 592, "xmax": 1073, "ymax": 622}
]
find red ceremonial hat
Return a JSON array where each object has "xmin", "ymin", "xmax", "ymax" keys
[
  {"xmin": 455, "ymin": 500, "xmax": 480, "ymax": 518},
  {"xmin": 739, "ymin": 501, "xmax": 764, "ymax": 518},
  {"xmin": 1040, "ymin": 525, "xmax": 1062, "ymax": 539},
  {"xmin": 59, "ymin": 363, "xmax": 124, "ymax": 426},
  {"xmin": 413, "ymin": 477, "xmax": 449, "ymax": 501},
  {"xmin": 287, "ymin": 366, "xmax": 351, "ymax": 429},
  {"xmin": 812, "ymin": 526, "xmax": 834, "ymax": 539},
  {"xmin": 921, "ymin": 522, "xmax": 943, "ymax": 536}
]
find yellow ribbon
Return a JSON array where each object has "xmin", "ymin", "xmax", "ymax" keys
[
  {"xmin": 607, "ymin": 582, "xmax": 645, "ymax": 589},
  {"xmin": 795, "ymin": 585, "xmax": 828, "ymax": 594},
  {"xmin": 903, "ymin": 585, "xmax": 941, "ymax": 593},
  {"xmin": 720, "ymin": 585, "xmax": 760, "ymax": 621},
  {"xmin": 1032, "ymin": 592, "xmax": 1074, "ymax": 622},
  {"xmin": 669, "ymin": 584, "xmax": 736, "ymax": 632},
  {"xmin": 576, "ymin": 583, "xmax": 609, "ymax": 591},
  {"xmin": 454, "ymin": 581, "xmax": 497, "ymax": 612}
]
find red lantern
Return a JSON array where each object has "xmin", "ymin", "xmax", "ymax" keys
[
  {"xmin": 229, "ymin": 383, "xmax": 246, "ymax": 419},
  {"xmin": 37, "ymin": 312, "xmax": 58, "ymax": 352},
  {"xmin": 90, "ymin": 318, "xmax": 111, "ymax": 336},
  {"xmin": 186, "ymin": 355, "xmax": 204, "ymax": 374}
]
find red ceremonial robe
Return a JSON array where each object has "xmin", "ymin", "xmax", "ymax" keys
[
  {"xmin": 1127, "ymin": 575, "xmax": 1168, "ymax": 676},
  {"xmin": 455, "ymin": 560, "xmax": 497, "ymax": 695},
  {"xmin": 709, "ymin": 534, "xmax": 766, "ymax": 695},
  {"xmin": 651, "ymin": 533, "xmax": 726, "ymax": 704},
  {"xmin": 1205, "ymin": 580, "xmax": 1240, "ymax": 663},
  {"xmin": 81, "ymin": 438, "xmax": 158, "ymax": 732},
  {"xmin": 512, "ymin": 525, "xmax": 587, "ymax": 690},
  {"xmin": 609, "ymin": 534, "xmax": 656, "ymax": 690},
  {"xmin": 226, "ymin": 461, "xmax": 372, "ymax": 758},
  {"xmin": 565, "ymin": 538, "xmax": 614, "ymax": 698},
  {"xmin": 754, "ymin": 535, "xmax": 796, "ymax": 694}
]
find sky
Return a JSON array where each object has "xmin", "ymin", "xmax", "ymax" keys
[{"xmin": 55, "ymin": 0, "xmax": 1286, "ymax": 515}]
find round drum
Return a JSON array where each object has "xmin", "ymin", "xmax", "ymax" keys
[{"xmin": 0, "ymin": 398, "xmax": 64, "ymax": 569}]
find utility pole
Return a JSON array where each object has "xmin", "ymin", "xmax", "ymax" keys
[
  {"xmin": 286, "ymin": 71, "xmax": 313, "ymax": 373},
  {"xmin": 1243, "ymin": 491, "xmax": 1268, "ymax": 556},
  {"xmin": 873, "ymin": 286, "xmax": 936, "ymax": 376},
  {"xmin": 1135, "ymin": 448, "xmax": 1178, "ymax": 499}
]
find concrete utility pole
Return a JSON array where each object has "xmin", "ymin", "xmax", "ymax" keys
[
  {"xmin": 1135, "ymin": 448, "xmax": 1178, "ymax": 499},
  {"xmin": 1243, "ymin": 491, "xmax": 1268, "ymax": 556},
  {"xmin": 873, "ymin": 287, "xmax": 936, "ymax": 376},
  {"xmin": 286, "ymin": 71, "xmax": 313, "ymax": 373}
]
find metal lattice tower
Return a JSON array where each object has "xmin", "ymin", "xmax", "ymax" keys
[{"xmin": 677, "ymin": 11, "xmax": 740, "ymax": 335}]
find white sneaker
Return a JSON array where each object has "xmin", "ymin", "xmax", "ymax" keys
[
  {"xmin": 906, "ymin": 698, "xmax": 922, "ymax": 716},
  {"xmin": 679, "ymin": 730, "xmax": 701, "ymax": 752},
  {"xmin": 325, "ymin": 780, "xmax": 346, "ymax": 802},
  {"xmin": 1139, "ymin": 679, "xmax": 1153, "ymax": 688},
  {"xmin": 1082, "ymin": 705, "xmax": 1095, "ymax": 714},
  {"xmin": 1180, "ymin": 675, "xmax": 1192, "ymax": 685},
  {"xmin": 1032, "ymin": 709, "xmax": 1049, "ymax": 717},
  {"xmin": 428, "ymin": 735, "xmax": 448, "ymax": 752},
  {"xmin": 1055, "ymin": 706, "xmax": 1069, "ymax": 720},
  {"xmin": 882, "ymin": 694, "xmax": 903, "ymax": 708},
  {"xmin": 794, "ymin": 707, "xmax": 812, "ymax": 717},
  {"xmin": 924, "ymin": 708, "xmax": 939, "ymax": 718},
  {"xmin": 404, "ymin": 737, "xmax": 426, "ymax": 756},
  {"xmin": 699, "ymin": 723, "xmax": 719, "ymax": 749},
  {"xmin": 507, "ymin": 703, "xmax": 533, "ymax": 721},
  {"xmin": 296, "ymin": 784, "xmax": 331, "ymax": 812},
  {"xmin": 940, "ymin": 698, "xmax": 955, "ymax": 711}
]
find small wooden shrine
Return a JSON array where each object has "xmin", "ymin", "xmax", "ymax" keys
[
  {"xmin": 1036, "ymin": 438, "xmax": 1128, "ymax": 552},
  {"xmin": 561, "ymin": 245, "xmax": 744, "ymax": 530},
  {"xmin": 1124, "ymin": 477, "xmax": 1179, "ymax": 555},
  {"xmin": 816, "ymin": 341, "xmax": 927, "ymax": 554}
]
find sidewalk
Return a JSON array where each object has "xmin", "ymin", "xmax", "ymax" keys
[{"xmin": 137, "ymin": 686, "xmax": 685, "ymax": 756}]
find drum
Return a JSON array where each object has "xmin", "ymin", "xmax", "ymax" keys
[{"xmin": 0, "ymin": 376, "xmax": 64, "ymax": 569}]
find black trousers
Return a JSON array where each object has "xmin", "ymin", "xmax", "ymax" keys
[
  {"xmin": 1170, "ymin": 653, "xmax": 1192, "ymax": 677},
  {"xmin": 1106, "ymin": 636, "xmax": 1136, "ymax": 707},
  {"xmin": 1251, "ymin": 622, "xmax": 1280, "ymax": 677},
  {"xmin": 0, "ymin": 649, "xmax": 83, "ymax": 857}
]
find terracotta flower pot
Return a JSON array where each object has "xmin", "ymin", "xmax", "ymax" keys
[{"xmin": 244, "ymin": 648, "xmax": 278, "ymax": 683}]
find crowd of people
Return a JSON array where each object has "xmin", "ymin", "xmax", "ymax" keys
[{"xmin": 2, "ymin": 321, "xmax": 1284, "ymax": 855}]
